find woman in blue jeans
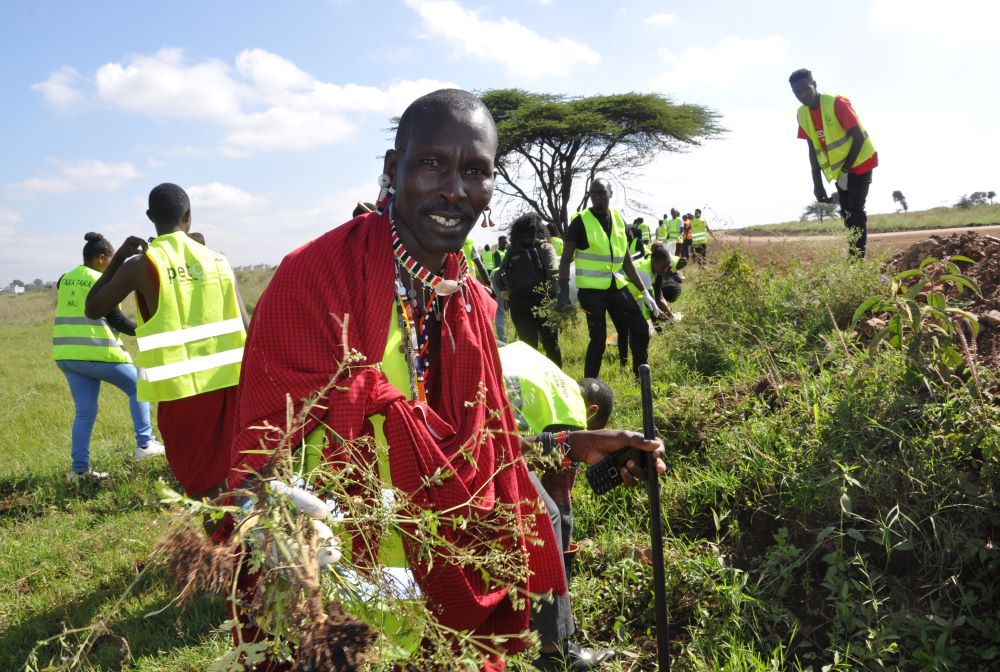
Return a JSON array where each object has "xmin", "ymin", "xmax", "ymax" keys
[{"xmin": 53, "ymin": 232, "xmax": 164, "ymax": 479}]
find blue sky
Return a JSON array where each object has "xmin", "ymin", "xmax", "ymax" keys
[{"xmin": 2, "ymin": 0, "xmax": 997, "ymax": 284}]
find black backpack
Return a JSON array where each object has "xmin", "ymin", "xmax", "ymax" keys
[{"xmin": 503, "ymin": 242, "xmax": 547, "ymax": 294}]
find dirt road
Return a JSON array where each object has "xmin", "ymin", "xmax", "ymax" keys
[{"xmin": 718, "ymin": 224, "xmax": 1000, "ymax": 255}]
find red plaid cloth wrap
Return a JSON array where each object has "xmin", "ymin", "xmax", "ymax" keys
[{"xmin": 229, "ymin": 210, "xmax": 565, "ymax": 653}]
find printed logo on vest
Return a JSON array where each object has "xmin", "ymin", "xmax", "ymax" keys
[{"xmin": 166, "ymin": 262, "xmax": 205, "ymax": 283}]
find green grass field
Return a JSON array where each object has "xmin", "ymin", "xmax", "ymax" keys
[
  {"xmin": 3, "ymin": 237, "xmax": 999, "ymax": 671},
  {"xmin": 738, "ymin": 203, "xmax": 1000, "ymax": 237}
]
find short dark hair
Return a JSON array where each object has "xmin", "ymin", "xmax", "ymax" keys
[
  {"xmin": 579, "ymin": 377, "xmax": 614, "ymax": 429},
  {"xmin": 147, "ymin": 183, "xmax": 190, "ymax": 229},
  {"xmin": 395, "ymin": 89, "xmax": 494, "ymax": 153},
  {"xmin": 650, "ymin": 242, "xmax": 670, "ymax": 264},
  {"xmin": 661, "ymin": 280, "xmax": 681, "ymax": 302},
  {"xmin": 789, "ymin": 68, "xmax": 813, "ymax": 84},
  {"xmin": 82, "ymin": 232, "xmax": 113, "ymax": 263}
]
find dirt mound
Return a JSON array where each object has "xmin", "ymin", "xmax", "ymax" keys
[{"xmin": 889, "ymin": 231, "xmax": 1000, "ymax": 366}]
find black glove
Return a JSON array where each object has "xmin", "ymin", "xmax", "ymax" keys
[{"xmin": 556, "ymin": 279, "xmax": 570, "ymax": 310}]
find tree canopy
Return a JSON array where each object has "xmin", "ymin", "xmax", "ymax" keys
[{"xmin": 480, "ymin": 89, "xmax": 723, "ymax": 233}]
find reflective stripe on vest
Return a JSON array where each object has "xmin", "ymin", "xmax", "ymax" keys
[
  {"xmin": 499, "ymin": 341, "xmax": 588, "ymax": 434},
  {"xmin": 462, "ymin": 238, "xmax": 478, "ymax": 270},
  {"xmin": 797, "ymin": 93, "xmax": 876, "ymax": 183},
  {"xmin": 573, "ymin": 209, "xmax": 628, "ymax": 290},
  {"xmin": 135, "ymin": 232, "xmax": 245, "ymax": 402},
  {"xmin": 691, "ymin": 218, "xmax": 708, "ymax": 244},
  {"xmin": 52, "ymin": 265, "xmax": 132, "ymax": 363}
]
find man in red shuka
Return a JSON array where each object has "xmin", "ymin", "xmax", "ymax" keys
[{"xmin": 228, "ymin": 88, "xmax": 664, "ymax": 670}]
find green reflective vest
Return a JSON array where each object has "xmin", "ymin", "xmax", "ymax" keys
[
  {"xmin": 797, "ymin": 93, "xmax": 876, "ymax": 183},
  {"xmin": 52, "ymin": 265, "xmax": 132, "ymax": 363},
  {"xmin": 637, "ymin": 222, "xmax": 651, "ymax": 245},
  {"xmin": 573, "ymin": 209, "xmax": 628, "ymax": 290},
  {"xmin": 481, "ymin": 248, "xmax": 496, "ymax": 272},
  {"xmin": 656, "ymin": 219, "xmax": 669, "ymax": 241},
  {"xmin": 691, "ymin": 218, "xmax": 708, "ymax": 244},
  {"xmin": 135, "ymin": 232, "xmax": 246, "ymax": 402},
  {"xmin": 668, "ymin": 217, "xmax": 682, "ymax": 242},
  {"xmin": 550, "ymin": 235, "xmax": 564, "ymax": 258},
  {"xmin": 499, "ymin": 341, "xmax": 588, "ymax": 434},
  {"xmin": 494, "ymin": 248, "xmax": 507, "ymax": 270},
  {"xmin": 462, "ymin": 237, "xmax": 479, "ymax": 270}
]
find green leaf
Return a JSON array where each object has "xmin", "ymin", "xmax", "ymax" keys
[
  {"xmin": 887, "ymin": 315, "xmax": 902, "ymax": 349},
  {"xmin": 927, "ymin": 292, "xmax": 947, "ymax": 312},
  {"xmin": 940, "ymin": 273, "xmax": 983, "ymax": 297},
  {"xmin": 950, "ymin": 255, "xmax": 975, "ymax": 264},
  {"xmin": 851, "ymin": 295, "xmax": 885, "ymax": 327},
  {"xmin": 905, "ymin": 278, "xmax": 929, "ymax": 300},
  {"xmin": 845, "ymin": 528, "xmax": 865, "ymax": 542},
  {"xmin": 904, "ymin": 299, "xmax": 923, "ymax": 335},
  {"xmin": 894, "ymin": 268, "xmax": 925, "ymax": 280},
  {"xmin": 918, "ymin": 256, "xmax": 939, "ymax": 269}
]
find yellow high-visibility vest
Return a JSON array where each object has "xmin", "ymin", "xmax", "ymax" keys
[
  {"xmin": 691, "ymin": 218, "xmax": 708, "ymax": 244},
  {"xmin": 573, "ymin": 209, "xmax": 628, "ymax": 290},
  {"xmin": 550, "ymin": 236, "xmax": 564, "ymax": 257},
  {"xmin": 797, "ymin": 93, "xmax": 876, "ymax": 183},
  {"xmin": 134, "ymin": 232, "xmax": 245, "ymax": 401},
  {"xmin": 499, "ymin": 342, "xmax": 587, "ymax": 434},
  {"xmin": 52, "ymin": 265, "xmax": 132, "ymax": 363},
  {"xmin": 637, "ymin": 221, "xmax": 651, "ymax": 245}
]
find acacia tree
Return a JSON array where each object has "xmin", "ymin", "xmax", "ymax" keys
[
  {"xmin": 802, "ymin": 200, "xmax": 838, "ymax": 222},
  {"xmin": 480, "ymin": 89, "xmax": 722, "ymax": 233},
  {"xmin": 892, "ymin": 190, "xmax": 908, "ymax": 213}
]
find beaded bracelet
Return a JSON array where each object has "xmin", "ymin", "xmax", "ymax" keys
[{"xmin": 538, "ymin": 431, "xmax": 575, "ymax": 467}]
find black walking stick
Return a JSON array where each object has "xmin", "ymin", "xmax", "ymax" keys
[{"xmin": 639, "ymin": 363, "xmax": 670, "ymax": 671}]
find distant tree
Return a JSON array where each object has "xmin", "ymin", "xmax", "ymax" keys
[
  {"xmin": 989, "ymin": 190, "xmax": 996, "ymax": 205},
  {"xmin": 968, "ymin": 191, "xmax": 992, "ymax": 206},
  {"xmin": 955, "ymin": 195, "xmax": 973, "ymax": 209},
  {"xmin": 892, "ymin": 190, "xmax": 909, "ymax": 213},
  {"xmin": 11, "ymin": 279, "xmax": 24, "ymax": 287},
  {"xmin": 32, "ymin": 278, "xmax": 44, "ymax": 289},
  {"xmin": 479, "ymin": 89, "xmax": 723, "ymax": 233},
  {"xmin": 801, "ymin": 200, "xmax": 838, "ymax": 222}
]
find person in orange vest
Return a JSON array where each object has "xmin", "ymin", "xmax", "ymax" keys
[{"xmin": 790, "ymin": 68, "xmax": 878, "ymax": 257}]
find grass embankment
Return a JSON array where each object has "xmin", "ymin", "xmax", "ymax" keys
[
  {"xmin": 2, "ymin": 243, "xmax": 998, "ymax": 670},
  {"xmin": 740, "ymin": 203, "xmax": 1000, "ymax": 237}
]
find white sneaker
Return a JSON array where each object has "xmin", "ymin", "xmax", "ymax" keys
[
  {"xmin": 71, "ymin": 469, "xmax": 109, "ymax": 482},
  {"xmin": 135, "ymin": 439, "xmax": 166, "ymax": 462}
]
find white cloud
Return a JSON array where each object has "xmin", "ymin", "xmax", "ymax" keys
[
  {"xmin": 651, "ymin": 35, "xmax": 789, "ymax": 92},
  {"xmin": 31, "ymin": 67, "xmax": 86, "ymax": 109},
  {"xmin": 36, "ymin": 48, "xmax": 454, "ymax": 156},
  {"xmin": 645, "ymin": 12, "xmax": 677, "ymax": 26},
  {"xmin": 870, "ymin": 0, "xmax": 1000, "ymax": 44},
  {"xmin": 186, "ymin": 182, "xmax": 269, "ymax": 210},
  {"xmin": 9, "ymin": 159, "xmax": 142, "ymax": 195},
  {"xmin": 96, "ymin": 48, "xmax": 246, "ymax": 121},
  {"xmin": 0, "ymin": 207, "xmax": 22, "ymax": 224},
  {"xmin": 404, "ymin": 0, "xmax": 600, "ymax": 77}
]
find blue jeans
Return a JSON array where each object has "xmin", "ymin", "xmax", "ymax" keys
[{"xmin": 56, "ymin": 360, "xmax": 153, "ymax": 473}]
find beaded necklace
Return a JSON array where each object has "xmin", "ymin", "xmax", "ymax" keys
[{"xmin": 389, "ymin": 221, "xmax": 471, "ymax": 402}]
